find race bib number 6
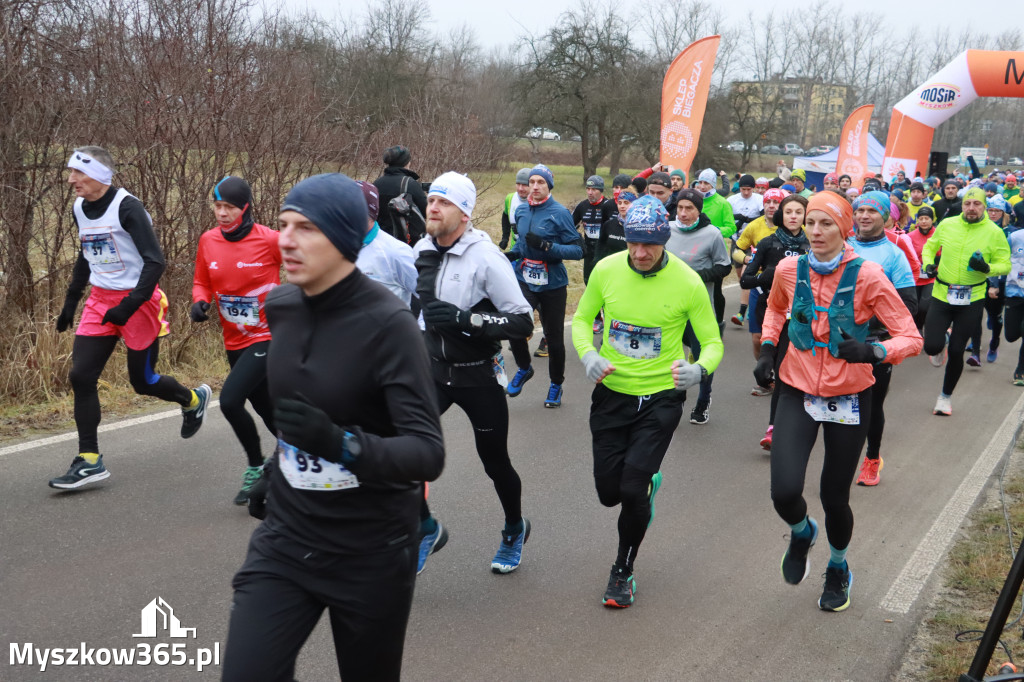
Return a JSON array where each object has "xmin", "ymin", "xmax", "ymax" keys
[
  {"xmin": 803, "ymin": 393, "xmax": 860, "ymax": 425},
  {"xmin": 276, "ymin": 439, "xmax": 359, "ymax": 491}
]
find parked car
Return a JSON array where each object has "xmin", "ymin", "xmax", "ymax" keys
[
  {"xmin": 783, "ymin": 143, "xmax": 804, "ymax": 155},
  {"xmin": 525, "ymin": 127, "xmax": 561, "ymax": 141},
  {"xmin": 760, "ymin": 145, "xmax": 782, "ymax": 155},
  {"xmin": 992, "ymin": 157, "xmax": 1004, "ymax": 166},
  {"xmin": 1009, "ymin": 157, "xmax": 1023, "ymax": 165},
  {"xmin": 809, "ymin": 145, "xmax": 835, "ymax": 155},
  {"xmin": 949, "ymin": 155, "xmax": 961, "ymax": 164},
  {"xmin": 724, "ymin": 141, "xmax": 745, "ymax": 152}
]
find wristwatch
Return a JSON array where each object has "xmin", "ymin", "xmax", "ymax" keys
[
  {"xmin": 469, "ymin": 313, "xmax": 484, "ymax": 329},
  {"xmin": 341, "ymin": 430, "xmax": 362, "ymax": 465}
]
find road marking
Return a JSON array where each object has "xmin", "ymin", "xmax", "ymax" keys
[
  {"xmin": 880, "ymin": 389, "xmax": 1024, "ymax": 614},
  {"xmin": 0, "ymin": 400, "xmax": 221, "ymax": 459}
]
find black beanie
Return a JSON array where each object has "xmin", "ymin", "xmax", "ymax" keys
[
  {"xmin": 383, "ymin": 145, "xmax": 411, "ymax": 167},
  {"xmin": 739, "ymin": 174, "xmax": 756, "ymax": 188},
  {"xmin": 212, "ymin": 176, "xmax": 254, "ymax": 239},
  {"xmin": 676, "ymin": 188, "xmax": 703, "ymax": 212},
  {"xmin": 280, "ymin": 174, "xmax": 367, "ymax": 262},
  {"xmin": 612, "ymin": 173, "xmax": 632, "ymax": 188}
]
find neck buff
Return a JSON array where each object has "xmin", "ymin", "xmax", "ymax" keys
[
  {"xmin": 212, "ymin": 176, "xmax": 255, "ymax": 242},
  {"xmin": 808, "ymin": 247, "xmax": 844, "ymax": 275},
  {"xmin": 67, "ymin": 151, "xmax": 113, "ymax": 185},
  {"xmin": 676, "ymin": 218, "xmax": 701, "ymax": 232},
  {"xmin": 775, "ymin": 226, "xmax": 808, "ymax": 250},
  {"xmin": 702, "ymin": 189, "xmax": 715, "ymax": 199}
]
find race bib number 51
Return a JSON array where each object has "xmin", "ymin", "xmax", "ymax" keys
[{"xmin": 277, "ymin": 439, "xmax": 359, "ymax": 491}]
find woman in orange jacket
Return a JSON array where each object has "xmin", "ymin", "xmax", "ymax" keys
[{"xmin": 753, "ymin": 191, "xmax": 922, "ymax": 612}]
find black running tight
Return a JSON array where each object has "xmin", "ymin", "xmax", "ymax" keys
[
  {"xmin": 1004, "ymin": 298, "xmax": 1024, "ymax": 371},
  {"xmin": 923, "ymin": 298, "xmax": 985, "ymax": 395},
  {"xmin": 768, "ymin": 322, "xmax": 791, "ymax": 426},
  {"xmin": 509, "ymin": 284, "xmax": 567, "ymax": 385},
  {"xmin": 421, "ymin": 382, "xmax": 522, "ymax": 526},
  {"xmin": 770, "ymin": 382, "xmax": 872, "ymax": 552},
  {"xmin": 865, "ymin": 362, "xmax": 892, "ymax": 460},
  {"xmin": 70, "ymin": 335, "xmax": 193, "ymax": 453},
  {"xmin": 222, "ymin": 342, "xmax": 275, "ymax": 467}
]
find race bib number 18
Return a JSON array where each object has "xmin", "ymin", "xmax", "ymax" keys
[
  {"xmin": 277, "ymin": 439, "xmax": 359, "ymax": 491},
  {"xmin": 946, "ymin": 284, "xmax": 971, "ymax": 306}
]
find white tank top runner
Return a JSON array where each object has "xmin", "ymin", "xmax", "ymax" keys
[{"xmin": 74, "ymin": 188, "xmax": 149, "ymax": 291}]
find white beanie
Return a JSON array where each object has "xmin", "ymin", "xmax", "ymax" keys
[
  {"xmin": 698, "ymin": 168, "xmax": 716, "ymax": 185},
  {"xmin": 429, "ymin": 171, "xmax": 476, "ymax": 217}
]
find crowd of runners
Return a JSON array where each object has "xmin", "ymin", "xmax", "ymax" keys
[{"xmin": 51, "ymin": 144, "xmax": 1024, "ymax": 679}]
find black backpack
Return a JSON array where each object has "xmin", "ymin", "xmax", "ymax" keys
[{"xmin": 388, "ymin": 176, "xmax": 426, "ymax": 245}]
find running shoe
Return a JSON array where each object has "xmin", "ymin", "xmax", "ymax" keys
[
  {"xmin": 965, "ymin": 341, "xmax": 974, "ymax": 353},
  {"xmin": 647, "ymin": 471, "xmax": 663, "ymax": 528},
  {"xmin": 48, "ymin": 455, "xmax": 110, "ymax": 490},
  {"xmin": 602, "ymin": 565, "xmax": 637, "ymax": 608},
  {"xmin": 819, "ymin": 564, "xmax": 853, "ymax": 612},
  {"xmin": 491, "ymin": 518, "xmax": 531, "ymax": 574},
  {"xmin": 233, "ymin": 465, "xmax": 264, "ymax": 505},
  {"xmin": 689, "ymin": 398, "xmax": 711, "ymax": 425},
  {"xmin": 760, "ymin": 425, "xmax": 773, "ymax": 451},
  {"xmin": 855, "ymin": 456, "xmax": 883, "ymax": 487},
  {"xmin": 933, "ymin": 394, "xmax": 952, "ymax": 416},
  {"xmin": 506, "ymin": 366, "xmax": 534, "ymax": 397},
  {"xmin": 181, "ymin": 384, "xmax": 212, "ymax": 439},
  {"xmin": 988, "ymin": 347, "xmax": 998, "ymax": 363},
  {"xmin": 730, "ymin": 312, "xmax": 745, "ymax": 326},
  {"xmin": 780, "ymin": 517, "xmax": 818, "ymax": 585},
  {"xmin": 533, "ymin": 337, "xmax": 549, "ymax": 357},
  {"xmin": 544, "ymin": 382, "xmax": 563, "ymax": 408},
  {"xmin": 928, "ymin": 353, "xmax": 944, "ymax": 367},
  {"xmin": 593, "ymin": 318, "xmax": 604, "ymax": 334},
  {"xmin": 751, "ymin": 384, "xmax": 772, "ymax": 397},
  {"xmin": 1015, "ymin": 371, "xmax": 1024, "ymax": 386},
  {"xmin": 417, "ymin": 520, "xmax": 449, "ymax": 575},
  {"xmin": 966, "ymin": 354, "xmax": 981, "ymax": 368}
]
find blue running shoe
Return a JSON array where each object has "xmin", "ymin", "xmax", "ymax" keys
[
  {"xmin": 491, "ymin": 518, "xmax": 531, "ymax": 574},
  {"xmin": 819, "ymin": 563, "xmax": 853, "ymax": 612},
  {"xmin": 181, "ymin": 384, "xmax": 212, "ymax": 439},
  {"xmin": 417, "ymin": 520, "xmax": 448, "ymax": 575},
  {"xmin": 781, "ymin": 517, "xmax": 818, "ymax": 585},
  {"xmin": 544, "ymin": 382, "xmax": 563, "ymax": 408},
  {"xmin": 647, "ymin": 471, "xmax": 663, "ymax": 528},
  {"xmin": 506, "ymin": 366, "xmax": 534, "ymax": 397},
  {"xmin": 988, "ymin": 347, "xmax": 998, "ymax": 363},
  {"xmin": 49, "ymin": 455, "xmax": 110, "ymax": 490}
]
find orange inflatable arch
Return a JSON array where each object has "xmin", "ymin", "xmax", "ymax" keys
[{"xmin": 883, "ymin": 50, "xmax": 1024, "ymax": 179}]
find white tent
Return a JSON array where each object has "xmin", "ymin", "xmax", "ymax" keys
[{"xmin": 792, "ymin": 133, "xmax": 886, "ymax": 174}]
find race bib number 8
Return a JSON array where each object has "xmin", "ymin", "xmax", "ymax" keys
[
  {"xmin": 607, "ymin": 319, "xmax": 662, "ymax": 359},
  {"xmin": 947, "ymin": 284, "xmax": 971, "ymax": 306},
  {"xmin": 277, "ymin": 439, "xmax": 359, "ymax": 491},
  {"xmin": 219, "ymin": 295, "xmax": 260, "ymax": 325},
  {"xmin": 522, "ymin": 259, "xmax": 549, "ymax": 286},
  {"xmin": 82, "ymin": 232, "xmax": 122, "ymax": 268},
  {"xmin": 803, "ymin": 393, "xmax": 860, "ymax": 425}
]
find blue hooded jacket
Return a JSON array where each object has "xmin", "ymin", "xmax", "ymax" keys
[{"xmin": 510, "ymin": 197, "xmax": 583, "ymax": 291}]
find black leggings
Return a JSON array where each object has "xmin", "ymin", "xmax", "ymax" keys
[
  {"xmin": 914, "ymin": 283, "xmax": 933, "ymax": 330},
  {"xmin": 223, "ymin": 342, "xmax": 275, "ymax": 467},
  {"xmin": 865, "ymin": 362, "xmax": 892, "ymax": 460},
  {"xmin": 223, "ymin": 530, "xmax": 415, "ymax": 682},
  {"xmin": 422, "ymin": 382, "xmax": 522, "ymax": 526},
  {"xmin": 768, "ymin": 322, "xmax": 791, "ymax": 426},
  {"xmin": 69, "ymin": 335, "xmax": 192, "ymax": 453},
  {"xmin": 509, "ymin": 284, "xmax": 567, "ymax": 385},
  {"xmin": 1004, "ymin": 298, "xmax": 1024, "ymax": 371},
  {"xmin": 923, "ymin": 298, "xmax": 985, "ymax": 395},
  {"xmin": 770, "ymin": 382, "xmax": 872, "ymax": 552}
]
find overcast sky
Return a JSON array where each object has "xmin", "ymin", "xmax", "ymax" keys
[{"xmin": 289, "ymin": 0, "xmax": 973, "ymax": 57}]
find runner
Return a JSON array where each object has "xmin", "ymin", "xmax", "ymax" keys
[
  {"xmin": 51, "ymin": 146, "xmax": 210, "ymax": 490},
  {"xmin": 373, "ymin": 144, "xmax": 428, "ymax": 242},
  {"xmin": 743, "ymin": 192, "xmax": 809, "ymax": 449},
  {"xmin": 790, "ymin": 169, "xmax": 813, "ymax": 198},
  {"xmin": 755, "ymin": 177, "xmax": 770, "ymax": 194},
  {"xmin": 838, "ymin": 175, "xmax": 853, "ymax": 192},
  {"xmin": 222, "ymin": 173, "xmax": 444, "ymax": 682},
  {"xmin": 1004, "ymin": 174, "xmax": 1020, "ymax": 202},
  {"xmin": 727, "ymin": 175, "xmax": 765, "ymax": 327},
  {"xmin": 907, "ymin": 206, "xmax": 938, "ymax": 332},
  {"xmin": 412, "ymin": 171, "xmax": 534, "ymax": 575},
  {"xmin": 354, "ymin": 180, "xmax": 417, "ymax": 305},
  {"xmin": 500, "ymin": 168, "xmax": 531, "ymax": 251},
  {"xmin": 848, "ymin": 191, "xmax": 917, "ymax": 487},
  {"xmin": 976, "ymin": 195, "xmax": 1013, "ymax": 364},
  {"xmin": 665, "ymin": 189, "xmax": 732, "ymax": 425},
  {"xmin": 932, "ymin": 180, "xmax": 963, "ymax": 222},
  {"xmin": 571, "ymin": 195, "xmax": 723, "ymax": 608},
  {"xmin": 905, "ymin": 182, "xmax": 930, "ymax": 228},
  {"xmin": 695, "ymin": 168, "xmax": 737, "ymax": 239},
  {"xmin": 754, "ymin": 192, "xmax": 921, "ymax": 612},
  {"xmin": 575, "ymin": 174, "xmax": 616, "ymax": 285},
  {"xmin": 823, "ymin": 173, "xmax": 839, "ymax": 191},
  {"xmin": 506, "ymin": 164, "xmax": 584, "ymax": 407},
  {"xmin": 1001, "ymin": 217, "xmax": 1024, "ymax": 384},
  {"xmin": 596, "ymin": 190, "xmax": 636, "ymax": 263},
  {"xmin": 922, "ymin": 187, "xmax": 1011, "ymax": 415},
  {"xmin": 191, "ymin": 176, "xmax": 281, "ymax": 504}
]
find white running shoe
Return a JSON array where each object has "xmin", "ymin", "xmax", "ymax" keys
[
  {"xmin": 929, "ymin": 354, "xmax": 943, "ymax": 367},
  {"xmin": 933, "ymin": 394, "xmax": 952, "ymax": 416}
]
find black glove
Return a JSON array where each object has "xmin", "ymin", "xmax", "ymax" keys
[
  {"xmin": 414, "ymin": 251, "xmax": 442, "ymax": 304},
  {"xmin": 525, "ymin": 232, "xmax": 552, "ymax": 251},
  {"xmin": 56, "ymin": 294, "xmax": 80, "ymax": 333},
  {"xmin": 923, "ymin": 263, "xmax": 938, "ymax": 278},
  {"xmin": 247, "ymin": 460, "xmax": 272, "ymax": 520},
  {"xmin": 753, "ymin": 343, "xmax": 777, "ymax": 388},
  {"xmin": 968, "ymin": 251, "xmax": 990, "ymax": 273},
  {"xmin": 758, "ymin": 265, "xmax": 776, "ymax": 288},
  {"xmin": 422, "ymin": 300, "xmax": 477, "ymax": 331},
  {"xmin": 836, "ymin": 330, "xmax": 879, "ymax": 364},
  {"xmin": 102, "ymin": 300, "xmax": 138, "ymax": 326},
  {"xmin": 505, "ymin": 250, "xmax": 520, "ymax": 262},
  {"xmin": 273, "ymin": 395, "xmax": 347, "ymax": 463},
  {"xmin": 190, "ymin": 300, "xmax": 211, "ymax": 322},
  {"xmin": 498, "ymin": 238, "xmax": 509, "ymax": 250}
]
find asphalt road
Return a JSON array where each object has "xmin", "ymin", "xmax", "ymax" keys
[{"xmin": 2, "ymin": 285, "xmax": 1022, "ymax": 682}]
